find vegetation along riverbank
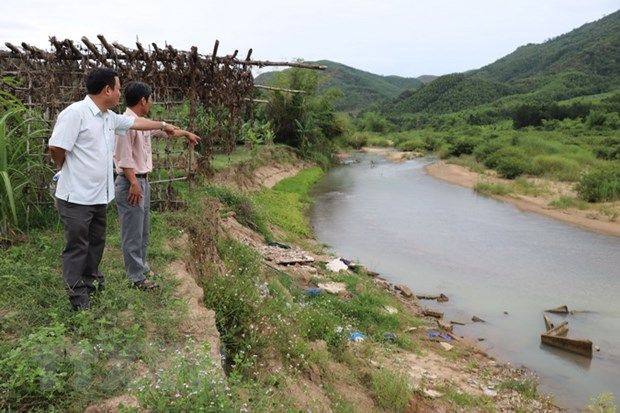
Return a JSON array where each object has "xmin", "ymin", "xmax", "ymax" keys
[
  {"xmin": 1, "ymin": 145, "xmax": 567, "ymax": 412},
  {"xmin": 1, "ymin": 9, "xmax": 618, "ymax": 411}
]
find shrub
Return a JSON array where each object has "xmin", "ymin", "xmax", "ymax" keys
[
  {"xmin": 531, "ymin": 155, "xmax": 581, "ymax": 181},
  {"xmin": 341, "ymin": 133, "xmax": 368, "ymax": 149},
  {"xmin": 449, "ymin": 136, "xmax": 481, "ymax": 157},
  {"xmin": 360, "ymin": 111, "xmax": 392, "ymax": 133},
  {"xmin": 366, "ymin": 135, "xmax": 393, "ymax": 147},
  {"xmin": 397, "ymin": 137, "xmax": 425, "ymax": 152},
  {"xmin": 586, "ymin": 111, "xmax": 610, "ymax": 129},
  {"xmin": 473, "ymin": 140, "xmax": 503, "ymax": 165},
  {"xmin": 370, "ymin": 369, "xmax": 411, "ymax": 412},
  {"xmin": 423, "ymin": 134, "xmax": 442, "ymax": 151},
  {"xmin": 496, "ymin": 155, "xmax": 530, "ymax": 179},
  {"xmin": 513, "ymin": 104, "xmax": 544, "ymax": 128},
  {"xmin": 576, "ymin": 165, "xmax": 620, "ymax": 202},
  {"xmin": 592, "ymin": 136, "xmax": 620, "ymax": 161},
  {"xmin": 485, "ymin": 147, "xmax": 530, "ymax": 179},
  {"xmin": 0, "ymin": 107, "xmax": 54, "ymax": 240}
]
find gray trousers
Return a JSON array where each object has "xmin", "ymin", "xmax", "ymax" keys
[
  {"xmin": 56, "ymin": 198, "xmax": 107, "ymax": 309},
  {"xmin": 115, "ymin": 175, "xmax": 150, "ymax": 283}
]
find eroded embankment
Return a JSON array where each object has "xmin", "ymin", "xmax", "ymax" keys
[
  {"xmin": 80, "ymin": 147, "xmax": 563, "ymax": 412},
  {"xmin": 177, "ymin": 149, "xmax": 561, "ymax": 412}
]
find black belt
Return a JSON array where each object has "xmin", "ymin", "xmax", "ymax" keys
[{"xmin": 119, "ymin": 173, "xmax": 148, "ymax": 179}]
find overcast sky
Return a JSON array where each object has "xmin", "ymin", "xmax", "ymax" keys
[{"xmin": 1, "ymin": 1, "xmax": 617, "ymax": 78}]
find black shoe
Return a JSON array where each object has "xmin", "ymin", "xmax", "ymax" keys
[
  {"xmin": 71, "ymin": 302, "xmax": 91, "ymax": 311},
  {"xmin": 88, "ymin": 283, "xmax": 105, "ymax": 297},
  {"xmin": 132, "ymin": 279, "xmax": 158, "ymax": 290}
]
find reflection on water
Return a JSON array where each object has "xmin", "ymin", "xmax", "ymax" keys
[{"xmin": 310, "ymin": 154, "xmax": 620, "ymax": 410}]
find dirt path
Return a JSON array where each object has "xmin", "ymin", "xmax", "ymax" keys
[{"xmin": 425, "ymin": 161, "xmax": 620, "ymax": 238}]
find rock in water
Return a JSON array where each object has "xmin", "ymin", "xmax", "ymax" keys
[{"xmin": 395, "ymin": 284, "xmax": 414, "ymax": 298}]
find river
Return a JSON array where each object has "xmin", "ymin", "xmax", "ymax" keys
[{"xmin": 310, "ymin": 153, "xmax": 620, "ymax": 410}]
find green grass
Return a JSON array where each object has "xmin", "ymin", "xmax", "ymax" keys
[
  {"xmin": 202, "ymin": 184, "xmax": 273, "ymax": 240},
  {"xmin": 271, "ymin": 166, "xmax": 324, "ymax": 200},
  {"xmin": 511, "ymin": 178, "xmax": 548, "ymax": 196},
  {"xmin": 597, "ymin": 204, "xmax": 619, "ymax": 222},
  {"xmin": 549, "ymin": 196, "xmax": 590, "ymax": 210},
  {"xmin": 211, "ymin": 147, "xmax": 254, "ymax": 171},
  {"xmin": 447, "ymin": 155, "xmax": 487, "ymax": 173},
  {"xmin": 1, "ymin": 148, "xmax": 551, "ymax": 411},
  {"xmin": 0, "ymin": 205, "xmax": 189, "ymax": 411},
  {"xmin": 134, "ymin": 342, "xmax": 237, "ymax": 412},
  {"xmin": 253, "ymin": 167, "xmax": 324, "ymax": 240},
  {"xmin": 497, "ymin": 378, "xmax": 538, "ymax": 400},
  {"xmin": 474, "ymin": 181, "xmax": 512, "ymax": 196},
  {"xmin": 0, "ymin": 107, "xmax": 53, "ymax": 241},
  {"xmin": 474, "ymin": 178, "xmax": 548, "ymax": 198},
  {"xmin": 441, "ymin": 385, "xmax": 493, "ymax": 409},
  {"xmin": 369, "ymin": 368, "xmax": 411, "ymax": 412},
  {"xmin": 585, "ymin": 392, "xmax": 617, "ymax": 413}
]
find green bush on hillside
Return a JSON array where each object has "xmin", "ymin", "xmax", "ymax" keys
[
  {"xmin": 342, "ymin": 133, "xmax": 368, "ymax": 149},
  {"xmin": 587, "ymin": 110, "xmax": 620, "ymax": 129},
  {"xmin": 397, "ymin": 137, "xmax": 425, "ymax": 152},
  {"xmin": 449, "ymin": 136, "xmax": 482, "ymax": 157},
  {"xmin": 531, "ymin": 155, "xmax": 581, "ymax": 181},
  {"xmin": 360, "ymin": 111, "xmax": 392, "ymax": 133},
  {"xmin": 592, "ymin": 136, "xmax": 620, "ymax": 161},
  {"xmin": 486, "ymin": 147, "xmax": 531, "ymax": 179},
  {"xmin": 473, "ymin": 140, "xmax": 503, "ymax": 164},
  {"xmin": 576, "ymin": 165, "xmax": 620, "ymax": 202}
]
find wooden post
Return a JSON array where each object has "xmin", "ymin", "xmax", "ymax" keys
[
  {"xmin": 188, "ymin": 46, "xmax": 198, "ymax": 181},
  {"xmin": 5, "ymin": 43, "xmax": 22, "ymax": 55}
]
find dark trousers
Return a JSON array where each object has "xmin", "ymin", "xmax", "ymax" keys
[{"xmin": 56, "ymin": 198, "xmax": 107, "ymax": 309}]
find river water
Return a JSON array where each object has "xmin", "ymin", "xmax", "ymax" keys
[{"xmin": 310, "ymin": 153, "xmax": 620, "ymax": 410}]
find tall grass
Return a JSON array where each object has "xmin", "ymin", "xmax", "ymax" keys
[{"xmin": 0, "ymin": 107, "xmax": 53, "ymax": 241}]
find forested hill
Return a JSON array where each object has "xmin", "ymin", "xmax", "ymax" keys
[
  {"xmin": 255, "ymin": 60, "xmax": 424, "ymax": 112},
  {"xmin": 381, "ymin": 9, "xmax": 620, "ymax": 117}
]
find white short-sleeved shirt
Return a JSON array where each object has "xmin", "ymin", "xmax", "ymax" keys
[{"xmin": 49, "ymin": 96, "xmax": 135, "ymax": 205}]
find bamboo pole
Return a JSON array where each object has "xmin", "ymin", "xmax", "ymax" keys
[
  {"xmin": 254, "ymin": 84, "xmax": 306, "ymax": 94},
  {"xmin": 0, "ymin": 47, "xmax": 326, "ymax": 70}
]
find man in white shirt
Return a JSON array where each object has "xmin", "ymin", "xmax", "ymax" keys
[
  {"xmin": 114, "ymin": 81, "xmax": 199, "ymax": 289},
  {"xmin": 49, "ymin": 68, "xmax": 177, "ymax": 310}
]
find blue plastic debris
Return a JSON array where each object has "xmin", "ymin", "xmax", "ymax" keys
[
  {"xmin": 305, "ymin": 287, "xmax": 322, "ymax": 297},
  {"xmin": 427, "ymin": 330, "xmax": 452, "ymax": 342},
  {"xmin": 350, "ymin": 332, "xmax": 367, "ymax": 342}
]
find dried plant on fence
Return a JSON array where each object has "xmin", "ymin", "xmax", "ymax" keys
[{"xmin": 0, "ymin": 35, "xmax": 324, "ymax": 213}]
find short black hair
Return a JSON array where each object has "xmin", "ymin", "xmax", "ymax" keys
[
  {"xmin": 85, "ymin": 68, "xmax": 119, "ymax": 94},
  {"xmin": 124, "ymin": 81, "xmax": 153, "ymax": 107}
]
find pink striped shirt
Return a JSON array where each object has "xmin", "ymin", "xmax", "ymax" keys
[{"xmin": 114, "ymin": 108, "xmax": 166, "ymax": 174}]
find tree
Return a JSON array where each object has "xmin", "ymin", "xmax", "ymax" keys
[{"xmin": 261, "ymin": 67, "xmax": 343, "ymax": 152}]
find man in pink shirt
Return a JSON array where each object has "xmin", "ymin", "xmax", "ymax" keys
[{"xmin": 114, "ymin": 81, "xmax": 200, "ymax": 289}]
